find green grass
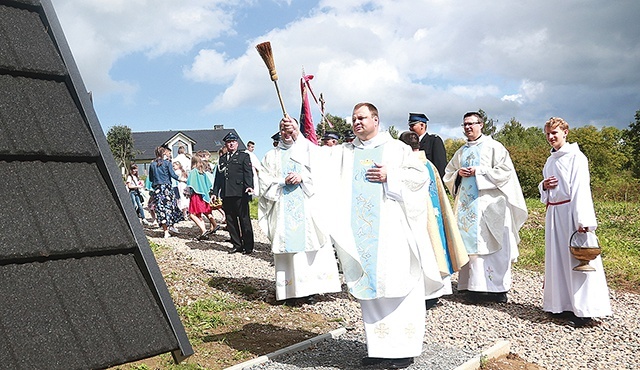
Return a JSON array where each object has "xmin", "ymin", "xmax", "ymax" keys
[
  {"xmin": 250, "ymin": 197, "xmax": 258, "ymax": 219},
  {"xmin": 148, "ymin": 240, "xmax": 164, "ymax": 254},
  {"xmin": 516, "ymin": 199, "xmax": 546, "ymax": 271},
  {"xmin": 517, "ymin": 198, "xmax": 640, "ymax": 292},
  {"xmin": 177, "ymin": 296, "xmax": 246, "ymax": 340}
]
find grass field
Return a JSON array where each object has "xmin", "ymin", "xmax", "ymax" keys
[{"xmin": 517, "ymin": 198, "xmax": 640, "ymax": 293}]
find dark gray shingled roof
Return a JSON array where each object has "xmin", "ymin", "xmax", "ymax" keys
[
  {"xmin": 0, "ymin": 0, "xmax": 193, "ymax": 368},
  {"xmin": 133, "ymin": 128, "xmax": 247, "ymax": 160}
]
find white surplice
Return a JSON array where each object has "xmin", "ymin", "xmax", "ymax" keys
[
  {"xmin": 312, "ymin": 132, "xmax": 443, "ymax": 358},
  {"xmin": 258, "ymin": 142, "xmax": 341, "ymax": 301},
  {"xmin": 444, "ymin": 135, "xmax": 528, "ymax": 293},
  {"xmin": 246, "ymin": 150, "xmax": 263, "ymax": 197},
  {"xmin": 539, "ymin": 142, "xmax": 612, "ymax": 317}
]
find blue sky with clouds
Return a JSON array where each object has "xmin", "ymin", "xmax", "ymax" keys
[{"xmin": 51, "ymin": 0, "xmax": 640, "ymax": 159}]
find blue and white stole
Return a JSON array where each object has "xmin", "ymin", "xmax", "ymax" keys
[
  {"xmin": 350, "ymin": 145, "xmax": 384, "ymax": 299},
  {"xmin": 426, "ymin": 164, "xmax": 453, "ymax": 274},
  {"xmin": 457, "ymin": 142, "xmax": 482, "ymax": 254},
  {"xmin": 280, "ymin": 149, "xmax": 305, "ymax": 252}
]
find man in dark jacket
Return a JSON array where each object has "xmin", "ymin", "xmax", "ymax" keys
[
  {"xmin": 408, "ymin": 112, "xmax": 447, "ymax": 178},
  {"xmin": 213, "ymin": 132, "xmax": 255, "ymax": 254}
]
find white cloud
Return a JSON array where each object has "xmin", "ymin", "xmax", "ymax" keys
[
  {"xmin": 183, "ymin": 49, "xmax": 244, "ymax": 84},
  {"xmin": 52, "ymin": 0, "xmax": 236, "ymax": 94},
  {"xmin": 501, "ymin": 80, "xmax": 545, "ymax": 105},
  {"xmin": 52, "ymin": 0, "xmax": 640, "ymax": 140}
]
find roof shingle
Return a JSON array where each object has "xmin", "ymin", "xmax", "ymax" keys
[{"xmin": 0, "ymin": 0, "xmax": 192, "ymax": 367}]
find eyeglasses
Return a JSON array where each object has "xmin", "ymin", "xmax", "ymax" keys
[{"xmin": 461, "ymin": 122, "xmax": 482, "ymax": 127}]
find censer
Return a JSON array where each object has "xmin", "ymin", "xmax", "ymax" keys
[{"xmin": 568, "ymin": 230, "xmax": 601, "ymax": 272}]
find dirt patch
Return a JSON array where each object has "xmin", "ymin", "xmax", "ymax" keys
[
  {"xmin": 110, "ymin": 237, "xmax": 345, "ymax": 370},
  {"xmin": 482, "ymin": 353, "xmax": 546, "ymax": 370}
]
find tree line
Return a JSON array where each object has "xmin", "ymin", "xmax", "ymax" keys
[
  {"xmin": 317, "ymin": 109, "xmax": 640, "ymax": 201},
  {"xmin": 444, "ymin": 109, "xmax": 640, "ymax": 201},
  {"xmin": 107, "ymin": 109, "xmax": 640, "ymax": 202}
]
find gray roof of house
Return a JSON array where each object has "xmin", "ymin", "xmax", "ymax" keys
[
  {"xmin": 133, "ymin": 128, "xmax": 247, "ymax": 160},
  {"xmin": 0, "ymin": 1, "xmax": 192, "ymax": 368}
]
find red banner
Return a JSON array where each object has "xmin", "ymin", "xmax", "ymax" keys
[{"xmin": 300, "ymin": 74, "xmax": 318, "ymax": 144}]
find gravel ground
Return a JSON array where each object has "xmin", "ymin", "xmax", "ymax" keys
[{"xmin": 157, "ymin": 220, "xmax": 640, "ymax": 370}]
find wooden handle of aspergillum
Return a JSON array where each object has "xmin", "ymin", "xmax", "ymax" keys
[{"xmin": 274, "ymin": 81, "xmax": 287, "ymax": 117}]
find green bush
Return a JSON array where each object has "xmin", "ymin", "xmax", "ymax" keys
[{"xmin": 508, "ymin": 145, "xmax": 548, "ymax": 199}]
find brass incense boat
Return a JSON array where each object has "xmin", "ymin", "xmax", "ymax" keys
[{"xmin": 569, "ymin": 230, "xmax": 600, "ymax": 272}]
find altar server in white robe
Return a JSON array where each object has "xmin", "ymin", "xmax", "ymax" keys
[
  {"xmin": 284, "ymin": 103, "xmax": 443, "ymax": 369},
  {"xmin": 444, "ymin": 111, "xmax": 528, "ymax": 303},
  {"xmin": 539, "ymin": 117, "xmax": 611, "ymax": 327},
  {"xmin": 258, "ymin": 119, "xmax": 341, "ymax": 302}
]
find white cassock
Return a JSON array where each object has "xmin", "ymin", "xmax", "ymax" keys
[
  {"xmin": 443, "ymin": 135, "xmax": 528, "ymax": 293},
  {"xmin": 247, "ymin": 150, "xmax": 263, "ymax": 197},
  {"xmin": 313, "ymin": 132, "xmax": 443, "ymax": 359},
  {"xmin": 258, "ymin": 141, "xmax": 341, "ymax": 301},
  {"xmin": 539, "ymin": 142, "xmax": 612, "ymax": 318}
]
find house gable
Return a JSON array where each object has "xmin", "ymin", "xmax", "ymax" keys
[{"xmin": 132, "ymin": 128, "xmax": 247, "ymax": 162}]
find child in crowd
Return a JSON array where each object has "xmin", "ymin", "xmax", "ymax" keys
[
  {"xmin": 125, "ymin": 164, "xmax": 151, "ymax": 226},
  {"xmin": 172, "ymin": 160, "xmax": 190, "ymax": 218},
  {"xmin": 187, "ymin": 155, "xmax": 220, "ymax": 240}
]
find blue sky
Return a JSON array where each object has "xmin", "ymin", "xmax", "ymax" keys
[{"xmin": 51, "ymin": 0, "xmax": 640, "ymax": 159}]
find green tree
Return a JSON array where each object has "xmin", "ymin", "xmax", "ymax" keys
[
  {"xmin": 570, "ymin": 125, "xmax": 618, "ymax": 182},
  {"xmin": 623, "ymin": 110, "xmax": 640, "ymax": 178},
  {"xmin": 387, "ymin": 125, "xmax": 399, "ymax": 139},
  {"xmin": 316, "ymin": 113, "xmax": 352, "ymax": 143},
  {"xmin": 478, "ymin": 109, "xmax": 498, "ymax": 136},
  {"xmin": 507, "ymin": 145, "xmax": 548, "ymax": 198},
  {"xmin": 107, "ymin": 125, "xmax": 135, "ymax": 172},
  {"xmin": 569, "ymin": 125, "xmax": 636, "ymax": 200},
  {"xmin": 444, "ymin": 138, "xmax": 466, "ymax": 162},
  {"xmin": 493, "ymin": 118, "xmax": 546, "ymax": 149},
  {"xmin": 489, "ymin": 118, "xmax": 548, "ymax": 197}
]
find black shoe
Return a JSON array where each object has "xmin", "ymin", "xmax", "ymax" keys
[
  {"xmin": 464, "ymin": 291, "xmax": 480, "ymax": 303},
  {"xmin": 554, "ymin": 311, "xmax": 573, "ymax": 319},
  {"xmin": 389, "ymin": 357, "xmax": 414, "ymax": 369},
  {"xmin": 568, "ymin": 315, "xmax": 593, "ymax": 328},
  {"xmin": 491, "ymin": 292, "xmax": 508, "ymax": 303},
  {"xmin": 425, "ymin": 298, "xmax": 439, "ymax": 310},
  {"xmin": 197, "ymin": 232, "xmax": 209, "ymax": 241},
  {"xmin": 228, "ymin": 248, "xmax": 243, "ymax": 254},
  {"xmin": 242, "ymin": 249, "xmax": 253, "ymax": 255},
  {"xmin": 361, "ymin": 357, "xmax": 387, "ymax": 366}
]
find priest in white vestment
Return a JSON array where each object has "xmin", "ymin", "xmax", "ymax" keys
[
  {"xmin": 258, "ymin": 120, "xmax": 341, "ymax": 302},
  {"xmin": 539, "ymin": 117, "xmax": 611, "ymax": 327},
  {"xmin": 444, "ymin": 112, "xmax": 528, "ymax": 303},
  {"xmin": 285, "ymin": 103, "xmax": 443, "ymax": 369}
]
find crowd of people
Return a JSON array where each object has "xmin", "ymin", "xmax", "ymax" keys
[
  {"xmin": 123, "ymin": 105, "xmax": 612, "ymax": 369},
  {"xmin": 127, "ymin": 145, "xmax": 227, "ymax": 240}
]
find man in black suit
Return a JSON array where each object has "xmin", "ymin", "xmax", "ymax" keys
[
  {"xmin": 408, "ymin": 112, "xmax": 447, "ymax": 178},
  {"xmin": 213, "ymin": 132, "xmax": 255, "ymax": 254}
]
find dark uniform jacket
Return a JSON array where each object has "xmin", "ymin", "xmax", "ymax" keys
[
  {"xmin": 420, "ymin": 133, "xmax": 447, "ymax": 179},
  {"xmin": 213, "ymin": 151, "xmax": 254, "ymax": 198}
]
